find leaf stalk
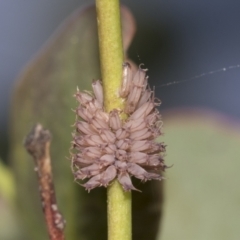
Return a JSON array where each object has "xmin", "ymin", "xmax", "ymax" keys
[{"xmin": 95, "ymin": 0, "xmax": 132, "ymax": 239}]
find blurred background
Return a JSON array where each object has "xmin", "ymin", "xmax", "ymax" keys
[
  {"xmin": 1, "ymin": 0, "xmax": 240, "ymax": 159},
  {"xmin": 1, "ymin": 1, "xmax": 240, "ymax": 240}
]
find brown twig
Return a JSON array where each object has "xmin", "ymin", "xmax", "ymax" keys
[{"xmin": 24, "ymin": 124, "xmax": 65, "ymax": 240}]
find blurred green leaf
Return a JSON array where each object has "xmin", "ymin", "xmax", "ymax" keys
[
  {"xmin": 0, "ymin": 197, "xmax": 23, "ymax": 240},
  {"xmin": 10, "ymin": 5, "xmax": 101, "ymax": 239},
  {"xmin": 159, "ymin": 109, "xmax": 240, "ymax": 240},
  {"xmin": 0, "ymin": 160, "xmax": 15, "ymax": 204},
  {"xmin": 0, "ymin": 159, "xmax": 23, "ymax": 240}
]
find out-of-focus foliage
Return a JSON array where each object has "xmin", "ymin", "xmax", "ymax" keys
[
  {"xmin": 0, "ymin": 160, "xmax": 22, "ymax": 240},
  {"xmin": 159, "ymin": 110, "xmax": 240, "ymax": 240},
  {"xmin": 0, "ymin": 160, "xmax": 15, "ymax": 204},
  {"xmin": 4, "ymin": 108, "xmax": 240, "ymax": 239},
  {"xmin": 8, "ymin": 5, "xmax": 163, "ymax": 240},
  {"xmin": 6, "ymin": 2, "xmax": 240, "ymax": 240}
]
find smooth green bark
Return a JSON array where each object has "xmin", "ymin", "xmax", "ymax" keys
[
  {"xmin": 95, "ymin": 0, "xmax": 132, "ymax": 239},
  {"xmin": 96, "ymin": 0, "xmax": 125, "ymax": 112}
]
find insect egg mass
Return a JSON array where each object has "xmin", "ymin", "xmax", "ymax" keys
[{"xmin": 71, "ymin": 62, "xmax": 166, "ymax": 191}]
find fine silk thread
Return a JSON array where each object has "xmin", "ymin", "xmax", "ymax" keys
[{"xmin": 154, "ymin": 64, "xmax": 240, "ymax": 88}]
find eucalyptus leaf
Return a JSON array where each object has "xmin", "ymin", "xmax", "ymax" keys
[
  {"xmin": 159, "ymin": 109, "xmax": 240, "ymax": 240},
  {"xmin": 0, "ymin": 160, "xmax": 23, "ymax": 240}
]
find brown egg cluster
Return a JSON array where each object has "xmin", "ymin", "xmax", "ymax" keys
[{"xmin": 71, "ymin": 63, "xmax": 166, "ymax": 191}]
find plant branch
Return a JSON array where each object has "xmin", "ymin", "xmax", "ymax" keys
[
  {"xmin": 96, "ymin": 0, "xmax": 125, "ymax": 112},
  {"xmin": 24, "ymin": 124, "xmax": 65, "ymax": 240},
  {"xmin": 95, "ymin": 0, "xmax": 132, "ymax": 239}
]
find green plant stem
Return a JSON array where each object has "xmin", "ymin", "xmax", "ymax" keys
[
  {"xmin": 107, "ymin": 180, "xmax": 131, "ymax": 240},
  {"xmin": 95, "ymin": 0, "xmax": 132, "ymax": 240},
  {"xmin": 96, "ymin": 0, "xmax": 125, "ymax": 111}
]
